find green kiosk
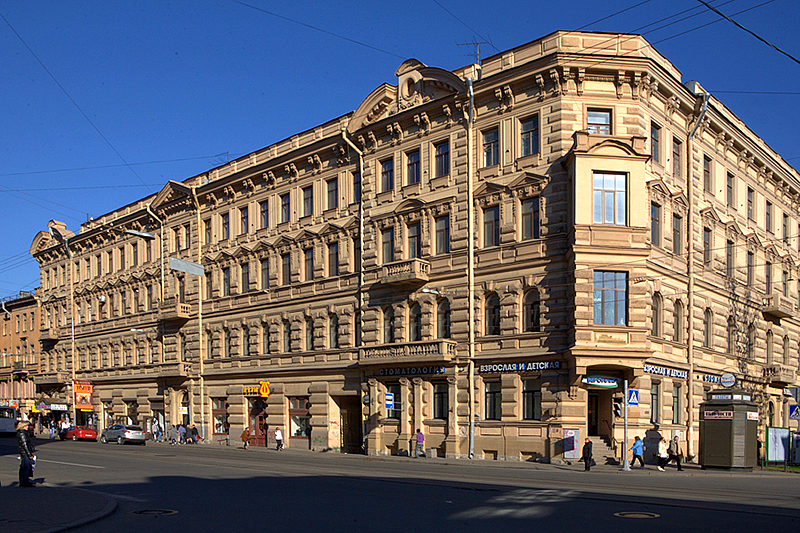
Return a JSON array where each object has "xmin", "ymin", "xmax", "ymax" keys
[{"xmin": 699, "ymin": 383, "xmax": 758, "ymax": 471}]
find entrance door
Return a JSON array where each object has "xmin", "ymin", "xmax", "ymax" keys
[
  {"xmin": 338, "ymin": 396, "xmax": 363, "ymax": 454},
  {"xmin": 252, "ymin": 413, "xmax": 267, "ymax": 447},
  {"xmin": 588, "ymin": 393, "xmax": 599, "ymax": 435}
]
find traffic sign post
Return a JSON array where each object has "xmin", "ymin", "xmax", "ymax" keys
[
  {"xmin": 628, "ymin": 389, "xmax": 639, "ymax": 406},
  {"xmin": 622, "ymin": 379, "xmax": 630, "ymax": 472}
]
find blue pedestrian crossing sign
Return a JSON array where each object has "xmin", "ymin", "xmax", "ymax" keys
[
  {"xmin": 628, "ymin": 389, "xmax": 639, "ymax": 406},
  {"xmin": 790, "ymin": 405, "xmax": 800, "ymax": 420},
  {"xmin": 385, "ymin": 392, "xmax": 394, "ymax": 410}
]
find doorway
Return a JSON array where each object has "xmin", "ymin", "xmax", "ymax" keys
[
  {"xmin": 588, "ymin": 393, "xmax": 599, "ymax": 435},
  {"xmin": 338, "ymin": 396, "xmax": 363, "ymax": 454}
]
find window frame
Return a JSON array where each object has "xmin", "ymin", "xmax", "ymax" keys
[
  {"xmin": 593, "ymin": 271, "xmax": 627, "ymax": 326},
  {"xmin": 520, "ymin": 115, "xmax": 540, "ymax": 157},
  {"xmin": 434, "ymin": 141, "xmax": 450, "ymax": 178},
  {"xmin": 522, "ymin": 197, "xmax": 540, "ymax": 240},
  {"xmin": 593, "ymin": 172, "xmax": 627, "ymax": 226},
  {"xmin": 406, "ymin": 150, "xmax": 421, "ymax": 185},
  {"xmin": 381, "ymin": 159, "xmax": 394, "ymax": 192},
  {"xmin": 587, "ymin": 108, "xmax": 612, "ymax": 135},
  {"xmin": 483, "ymin": 205, "xmax": 500, "ymax": 248},
  {"xmin": 482, "ymin": 128, "xmax": 499, "ymax": 167}
]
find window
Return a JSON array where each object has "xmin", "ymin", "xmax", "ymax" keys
[
  {"xmin": 408, "ymin": 222, "xmax": 421, "ymax": 259},
  {"xmin": 353, "ymin": 172, "xmax": 362, "ymax": 202},
  {"xmin": 672, "ymin": 138, "xmax": 682, "ymax": 177},
  {"xmin": 726, "ymin": 240, "xmax": 734, "ymax": 278},
  {"xmin": 435, "ymin": 216, "xmax": 450, "ymax": 254},
  {"xmin": 783, "ymin": 336, "xmax": 790, "ymax": 365},
  {"xmin": 483, "ymin": 128, "xmax": 499, "ymax": 167},
  {"xmin": 261, "ymin": 258, "xmax": 269, "ymax": 290},
  {"xmin": 386, "ymin": 384, "xmax": 400, "ymax": 420},
  {"xmin": 766, "ymin": 261, "xmax": 772, "ymax": 294},
  {"xmin": 485, "ymin": 382, "xmax": 501, "ymax": 420},
  {"xmin": 437, "ymin": 299, "xmax": 451, "ymax": 339},
  {"xmin": 289, "ymin": 397, "xmax": 311, "ymax": 437},
  {"xmin": 747, "ymin": 323, "xmax": 756, "ymax": 358},
  {"xmin": 783, "ymin": 214, "xmax": 789, "ymax": 243},
  {"xmin": 382, "ymin": 228, "xmax": 395, "ymax": 263},
  {"xmin": 485, "ymin": 293, "xmax": 500, "ymax": 335},
  {"xmin": 260, "ymin": 200, "xmax": 269, "ymax": 229},
  {"xmin": 381, "ymin": 159, "xmax": 394, "ymax": 192},
  {"xmin": 131, "ymin": 243, "xmax": 138, "ymax": 266},
  {"xmin": 303, "ymin": 186, "xmax": 313, "ymax": 217},
  {"xmin": 224, "ymin": 329, "xmax": 231, "ymax": 358},
  {"xmin": 433, "ymin": 383, "xmax": 448, "ymax": 420},
  {"xmin": 652, "ymin": 293, "xmax": 662, "ymax": 337},
  {"xmin": 484, "ymin": 206, "xmax": 500, "ymax": 247},
  {"xmin": 283, "ymin": 320, "xmax": 292, "ymax": 353},
  {"xmin": 281, "ymin": 193, "xmax": 290, "ymax": 223},
  {"xmin": 221, "ymin": 213, "xmax": 230, "ymax": 241},
  {"xmin": 240, "ymin": 207, "xmax": 249, "ymax": 235},
  {"xmin": 524, "ymin": 289, "xmax": 541, "ymax": 332},
  {"xmin": 651, "ymin": 203, "xmax": 661, "ymax": 246},
  {"xmin": 383, "ymin": 307, "xmax": 395, "ymax": 343},
  {"xmin": 262, "ymin": 324, "xmax": 270, "ymax": 355},
  {"xmin": 703, "ymin": 155, "xmax": 712, "ymax": 192},
  {"xmin": 522, "ymin": 198, "xmax": 540, "ymax": 240},
  {"xmin": 434, "ymin": 141, "xmax": 450, "ymax": 177},
  {"xmin": 206, "ymin": 273, "xmax": 213, "ymax": 299},
  {"xmin": 212, "ymin": 398, "xmax": 229, "ymax": 435},
  {"xmin": 587, "ymin": 109, "xmax": 611, "ymax": 135},
  {"xmin": 593, "ymin": 172, "xmax": 626, "ymax": 225},
  {"xmin": 204, "ymin": 219, "xmax": 212, "ymax": 245},
  {"xmin": 328, "ymin": 242, "xmax": 339, "ymax": 277},
  {"xmin": 672, "ymin": 385, "xmax": 682, "ymax": 424},
  {"xmin": 174, "ymin": 228, "xmax": 181, "ymax": 252},
  {"xmin": 329, "ymin": 315, "xmax": 339, "ymax": 349},
  {"xmin": 120, "ymin": 247, "xmax": 125, "ymax": 270},
  {"xmin": 593, "ymin": 271, "xmax": 627, "ymax": 325},
  {"xmin": 766, "ymin": 201, "xmax": 773, "ymax": 233},
  {"xmin": 326, "ymin": 178, "xmax": 338, "ymax": 210},
  {"xmin": 703, "ymin": 228, "xmax": 712, "ymax": 266},
  {"xmin": 223, "ymin": 267, "xmax": 231, "ymax": 297},
  {"xmin": 727, "ymin": 317, "xmax": 736, "ymax": 354},
  {"xmin": 783, "ymin": 270, "xmax": 789, "ymax": 296},
  {"xmin": 726, "ymin": 172, "xmax": 734, "ymax": 207},
  {"xmin": 304, "ymin": 248, "xmax": 314, "ymax": 281},
  {"xmin": 242, "ymin": 326, "xmax": 250, "ymax": 357},
  {"xmin": 241, "ymin": 262, "xmax": 250, "ymax": 293},
  {"xmin": 650, "ymin": 122, "xmax": 661, "ymax": 163},
  {"xmin": 521, "ymin": 115, "xmax": 540, "ymax": 157},
  {"xmin": 281, "ymin": 253, "xmax": 291, "ymax": 285},
  {"xmin": 672, "ymin": 214, "xmax": 682, "ymax": 256},
  {"xmin": 650, "ymin": 382, "xmax": 660, "ymax": 424},
  {"xmin": 673, "ymin": 301, "xmax": 684, "ymax": 343},
  {"xmin": 407, "ymin": 150, "xmax": 420, "ymax": 185},
  {"xmin": 747, "ymin": 188, "xmax": 754, "ymax": 220},
  {"xmin": 409, "ymin": 303, "xmax": 422, "ymax": 342},
  {"xmin": 305, "ymin": 317, "xmax": 315, "ymax": 351},
  {"xmin": 522, "ymin": 379, "xmax": 542, "ymax": 420},
  {"xmin": 703, "ymin": 308, "xmax": 712, "ymax": 348}
]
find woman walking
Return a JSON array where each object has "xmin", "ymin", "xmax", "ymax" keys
[{"xmin": 657, "ymin": 437, "xmax": 669, "ymax": 471}]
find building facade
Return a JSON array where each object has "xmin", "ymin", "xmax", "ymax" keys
[
  {"xmin": 0, "ymin": 292, "xmax": 40, "ymax": 417},
  {"xmin": 30, "ymin": 31, "xmax": 800, "ymax": 461}
]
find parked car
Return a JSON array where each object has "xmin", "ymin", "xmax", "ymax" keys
[
  {"xmin": 100, "ymin": 424, "xmax": 146, "ymax": 445},
  {"xmin": 60, "ymin": 426, "xmax": 98, "ymax": 441}
]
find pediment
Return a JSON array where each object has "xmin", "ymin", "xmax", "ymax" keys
[
  {"xmin": 475, "ymin": 181, "xmax": 509, "ymax": 197},
  {"xmin": 571, "ymin": 132, "xmax": 649, "ymax": 159},
  {"xmin": 725, "ymin": 219, "xmax": 745, "ymax": 237},
  {"xmin": 30, "ymin": 231, "xmax": 55, "ymax": 256},
  {"xmin": 699, "ymin": 206, "xmax": 722, "ymax": 226},
  {"xmin": 508, "ymin": 171, "xmax": 548, "ymax": 191},
  {"xmin": 151, "ymin": 180, "xmax": 192, "ymax": 210},
  {"xmin": 394, "ymin": 198, "xmax": 426, "ymax": 215}
]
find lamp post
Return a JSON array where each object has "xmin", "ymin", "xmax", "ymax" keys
[{"xmin": 49, "ymin": 226, "xmax": 76, "ymax": 427}]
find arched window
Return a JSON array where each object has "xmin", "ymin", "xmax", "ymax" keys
[
  {"xmin": 283, "ymin": 320, "xmax": 292, "ymax": 353},
  {"xmin": 673, "ymin": 301, "xmax": 684, "ymax": 343},
  {"xmin": 409, "ymin": 303, "xmax": 422, "ymax": 342},
  {"xmin": 383, "ymin": 307, "xmax": 395, "ymax": 343},
  {"xmin": 329, "ymin": 315, "xmax": 340, "ymax": 349},
  {"xmin": 437, "ymin": 299, "xmax": 451, "ymax": 339},
  {"xmin": 524, "ymin": 289, "xmax": 541, "ymax": 332},
  {"xmin": 306, "ymin": 317, "xmax": 315, "ymax": 351},
  {"xmin": 766, "ymin": 330, "xmax": 774, "ymax": 364},
  {"xmin": 262, "ymin": 323, "xmax": 270, "ymax": 355},
  {"xmin": 223, "ymin": 329, "xmax": 230, "ymax": 358},
  {"xmin": 747, "ymin": 323, "xmax": 756, "ymax": 358},
  {"xmin": 652, "ymin": 292, "xmax": 662, "ymax": 337},
  {"xmin": 727, "ymin": 317, "xmax": 736, "ymax": 354},
  {"xmin": 242, "ymin": 326, "xmax": 250, "ymax": 357},
  {"xmin": 702, "ymin": 308, "xmax": 712, "ymax": 348},
  {"xmin": 783, "ymin": 336, "xmax": 790, "ymax": 365},
  {"xmin": 485, "ymin": 293, "xmax": 501, "ymax": 335}
]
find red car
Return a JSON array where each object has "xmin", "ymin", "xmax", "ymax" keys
[{"xmin": 60, "ymin": 426, "xmax": 98, "ymax": 441}]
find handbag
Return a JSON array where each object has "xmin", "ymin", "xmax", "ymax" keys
[{"xmin": 590, "ymin": 458, "xmax": 596, "ymax": 467}]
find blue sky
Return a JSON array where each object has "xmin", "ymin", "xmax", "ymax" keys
[{"xmin": 1, "ymin": 0, "xmax": 798, "ymax": 299}]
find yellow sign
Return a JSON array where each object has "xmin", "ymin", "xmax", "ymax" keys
[
  {"xmin": 258, "ymin": 380, "xmax": 271, "ymax": 399},
  {"xmin": 74, "ymin": 380, "xmax": 93, "ymax": 410}
]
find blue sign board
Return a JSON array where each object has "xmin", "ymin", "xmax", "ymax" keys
[
  {"xmin": 628, "ymin": 389, "xmax": 639, "ymax": 406},
  {"xmin": 385, "ymin": 392, "xmax": 394, "ymax": 410}
]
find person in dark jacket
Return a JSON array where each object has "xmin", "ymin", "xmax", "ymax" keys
[
  {"xmin": 581, "ymin": 438, "xmax": 593, "ymax": 471},
  {"xmin": 17, "ymin": 420, "xmax": 36, "ymax": 487}
]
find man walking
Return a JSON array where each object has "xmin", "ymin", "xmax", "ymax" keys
[
  {"xmin": 414, "ymin": 429, "xmax": 425, "ymax": 458},
  {"xmin": 668, "ymin": 435, "xmax": 684, "ymax": 471},
  {"xmin": 274, "ymin": 427, "xmax": 283, "ymax": 451},
  {"xmin": 17, "ymin": 420, "xmax": 36, "ymax": 487},
  {"xmin": 581, "ymin": 437, "xmax": 593, "ymax": 471},
  {"xmin": 630, "ymin": 436, "xmax": 645, "ymax": 468}
]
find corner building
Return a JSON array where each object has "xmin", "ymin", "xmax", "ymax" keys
[{"xmin": 31, "ymin": 32, "xmax": 800, "ymax": 461}]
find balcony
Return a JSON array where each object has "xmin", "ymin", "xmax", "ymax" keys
[
  {"xmin": 39, "ymin": 328, "xmax": 61, "ymax": 343},
  {"xmin": 381, "ymin": 258, "xmax": 430, "ymax": 289},
  {"xmin": 359, "ymin": 339, "xmax": 458, "ymax": 367},
  {"xmin": 765, "ymin": 363, "xmax": 795, "ymax": 386},
  {"xmin": 762, "ymin": 291, "xmax": 794, "ymax": 320},
  {"xmin": 35, "ymin": 372, "xmax": 69, "ymax": 385},
  {"xmin": 158, "ymin": 297, "xmax": 191, "ymax": 322},
  {"xmin": 11, "ymin": 361, "xmax": 27, "ymax": 376}
]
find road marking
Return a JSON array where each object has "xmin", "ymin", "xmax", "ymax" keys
[{"xmin": 35, "ymin": 458, "xmax": 105, "ymax": 469}]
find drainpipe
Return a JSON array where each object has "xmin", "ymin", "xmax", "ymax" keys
[
  {"xmin": 685, "ymin": 81, "xmax": 710, "ymax": 461},
  {"xmin": 190, "ymin": 186, "xmax": 206, "ymax": 442},
  {"xmin": 146, "ymin": 204, "xmax": 166, "ymax": 302},
  {"xmin": 1, "ymin": 301, "xmax": 10, "ymax": 319}
]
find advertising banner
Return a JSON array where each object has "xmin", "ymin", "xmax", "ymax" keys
[{"xmin": 73, "ymin": 380, "xmax": 93, "ymax": 411}]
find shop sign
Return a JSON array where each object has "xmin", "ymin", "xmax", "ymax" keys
[
  {"xmin": 379, "ymin": 366, "xmax": 446, "ymax": 376},
  {"xmin": 478, "ymin": 361, "xmax": 561, "ymax": 374},
  {"xmin": 582, "ymin": 374, "xmax": 620, "ymax": 388},
  {"xmin": 243, "ymin": 385, "xmax": 259, "ymax": 395},
  {"xmin": 711, "ymin": 394, "xmax": 732, "ymax": 400},
  {"xmin": 720, "ymin": 373, "xmax": 737, "ymax": 388},
  {"xmin": 178, "ymin": 407, "xmax": 188, "ymax": 415},
  {"xmin": 0, "ymin": 400, "xmax": 19, "ymax": 408},
  {"xmin": 51, "ymin": 404, "xmax": 68, "ymax": 411},
  {"xmin": 701, "ymin": 374, "xmax": 720, "ymax": 383},
  {"xmin": 732, "ymin": 393, "xmax": 751, "ymax": 401},
  {"xmin": 643, "ymin": 364, "xmax": 687, "ymax": 379},
  {"xmin": 747, "ymin": 412, "xmax": 759, "ymax": 421},
  {"xmin": 258, "ymin": 380, "xmax": 271, "ymax": 399},
  {"xmin": 704, "ymin": 410, "xmax": 733, "ymax": 419},
  {"xmin": 74, "ymin": 380, "xmax": 93, "ymax": 411}
]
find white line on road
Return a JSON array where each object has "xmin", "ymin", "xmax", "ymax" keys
[{"xmin": 3, "ymin": 456, "xmax": 105, "ymax": 469}]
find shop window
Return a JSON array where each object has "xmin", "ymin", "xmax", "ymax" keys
[
  {"xmin": 212, "ymin": 398, "xmax": 229, "ymax": 435},
  {"xmin": 522, "ymin": 379, "xmax": 542, "ymax": 420},
  {"xmin": 433, "ymin": 383, "xmax": 448, "ymax": 420},
  {"xmin": 289, "ymin": 397, "xmax": 311, "ymax": 438},
  {"xmin": 485, "ymin": 382, "xmax": 501, "ymax": 420}
]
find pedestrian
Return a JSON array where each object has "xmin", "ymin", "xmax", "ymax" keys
[
  {"xmin": 668, "ymin": 435, "xmax": 684, "ymax": 471},
  {"xmin": 49, "ymin": 419, "xmax": 56, "ymax": 440},
  {"xmin": 178, "ymin": 424, "xmax": 186, "ymax": 445},
  {"xmin": 581, "ymin": 437, "xmax": 593, "ymax": 471},
  {"xmin": 169, "ymin": 424, "xmax": 178, "ymax": 445},
  {"xmin": 152, "ymin": 419, "xmax": 160, "ymax": 443},
  {"xmin": 274, "ymin": 427, "xmax": 283, "ymax": 451},
  {"xmin": 657, "ymin": 437, "xmax": 669, "ymax": 471},
  {"xmin": 630, "ymin": 436, "xmax": 645, "ymax": 468},
  {"xmin": 16, "ymin": 420, "xmax": 36, "ymax": 487},
  {"xmin": 414, "ymin": 429, "xmax": 425, "ymax": 458},
  {"xmin": 191, "ymin": 424, "xmax": 199, "ymax": 444},
  {"xmin": 241, "ymin": 426, "xmax": 251, "ymax": 449}
]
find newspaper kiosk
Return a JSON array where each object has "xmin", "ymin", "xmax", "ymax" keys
[{"xmin": 699, "ymin": 389, "xmax": 758, "ymax": 471}]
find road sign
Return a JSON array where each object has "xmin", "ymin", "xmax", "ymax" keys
[
  {"xmin": 169, "ymin": 256, "xmax": 205, "ymax": 277},
  {"xmin": 628, "ymin": 389, "xmax": 639, "ymax": 406},
  {"xmin": 790, "ymin": 405, "xmax": 800, "ymax": 420},
  {"xmin": 385, "ymin": 392, "xmax": 394, "ymax": 410}
]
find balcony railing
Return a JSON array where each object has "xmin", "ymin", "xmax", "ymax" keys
[
  {"xmin": 765, "ymin": 363, "xmax": 795, "ymax": 386},
  {"xmin": 381, "ymin": 258, "xmax": 430, "ymax": 289},
  {"xmin": 762, "ymin": 291, "xmax": 794, "ymax": 319},
  {"xmin": 159, "ymin": 297, "xmax": 191, "ymax": 321},
  {"xmin": 39, "ymin": 327, "xmax": 61, "ymax": 342},
  {"xmin": 11, "ymin": 361, "xmax": 26, "ymax": 373},
  {"xmin": 359, "ymin": 339, "xmax": 458, "ymax": 366},
  {"xmin": 35, "ymin": 372, "xmax": 69, "ymax": 385}
]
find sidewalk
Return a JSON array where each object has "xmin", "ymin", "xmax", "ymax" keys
[{"xmin": 1, "ymin": 485, "xmax": 116, "ymax": 533}]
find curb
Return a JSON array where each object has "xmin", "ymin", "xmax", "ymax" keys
[{"xmin": 39, "ymin": 487, "xmax": 118, "ymax": 533}]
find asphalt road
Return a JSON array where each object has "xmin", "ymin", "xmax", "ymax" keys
[{"xmin": 2, "ymin": 435, "xmax": 799, "ymax": 532}]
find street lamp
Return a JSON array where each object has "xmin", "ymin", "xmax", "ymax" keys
[{"xmin": 49, "ymin": 225, "xmax": 77, "ymax": 427}]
